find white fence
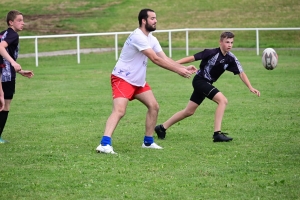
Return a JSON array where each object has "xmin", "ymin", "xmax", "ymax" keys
[{"xmin": 20, "ymin": 27, "xmax": 300, "ymax": 67}]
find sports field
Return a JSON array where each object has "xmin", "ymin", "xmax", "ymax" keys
[
  {"xmin": 1, "ymin": 0, "xmax": 300, "ymax": 199},
  {"xmin": 0, "ymin": 49, "xmax": 299, "ymax": 199}
]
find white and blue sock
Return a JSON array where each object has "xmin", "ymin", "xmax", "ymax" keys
[
  {"xmin": 144, "ymin": 136, "xmax": 154, "ymax": 146},
  {"xmin": 100, "ymin": 136, "xmax": 111, "ymax": 146}
]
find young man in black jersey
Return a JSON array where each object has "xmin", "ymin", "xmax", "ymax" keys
[
  {"xmin": 155, "ymin": 31, "xmax": 260, "ymax": 142},
  {"xmin": 0, "ymin": 10, "xmax": 34, "ymax": 143}
]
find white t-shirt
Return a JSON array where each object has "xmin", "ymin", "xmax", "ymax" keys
[{"xmin": 112, "ymin": 28, "xmax": 162, "ymax": 87}]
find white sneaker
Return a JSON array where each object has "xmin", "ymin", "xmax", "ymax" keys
[
  {"xmin": 142, "ymin": 142, "xmax": 163, "ymax": 149},
  {"xmin": 96, "ymin": 144, "xmax": 117, "ymax": 154}
]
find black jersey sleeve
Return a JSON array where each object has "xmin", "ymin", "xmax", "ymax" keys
[
  {"xmin": 193, "ymin": 49, "xmax": 209, "ymax": 61},
  {"xmin": 226, "ymin": 52, "xmax": 244, "ymax": 75},
  {"xmin": 194, "ymin": 48, "xmax": 219, "ymax": 61},
  {"xmin": 2, "ymin": 28, "xmax": 18, "ymax": 45}
]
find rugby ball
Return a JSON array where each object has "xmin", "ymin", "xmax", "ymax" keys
[{"xmin": 262, "ymin": 48, "xmax": 278, "ymax": 70}]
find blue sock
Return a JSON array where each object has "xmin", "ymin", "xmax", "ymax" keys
[
  {"xmin": 144, "ymin": 136, "xmax": 154, "ymax": 146},
  {"xmin": 101, "ymin": 136, "xmax": 111, "ymax": 146}
]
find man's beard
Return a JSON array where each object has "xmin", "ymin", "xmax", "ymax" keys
[{"xmin": 145, "ymin": 21, "xmax": 156, "ymax": 32}]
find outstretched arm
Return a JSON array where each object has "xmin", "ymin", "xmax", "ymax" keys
[
  {"xmin": 160, "ymin": 52, "xmax": 197, "ymax": 74},
  {"xmin": 176, "ymin": 56, "xmax": 196, "ymax": 64},
  {"xmin": 142, "ymin": 49, "xmax": 197, "ymax": 78},
  {"xmin": 239, "ymin": 72, "xmax": 260, "ymax": 97}
]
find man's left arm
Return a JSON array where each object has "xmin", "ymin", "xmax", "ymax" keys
[{"xmin": 156, "ymin": 51, "xmax": 197, "ymax": 73}]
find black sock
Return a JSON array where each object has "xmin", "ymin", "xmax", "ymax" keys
[
  {"xmin": 0, "ymin": 111, "xmax": 9, "ymax": 137},
  {"xmin": 214, "ymin": 131, "xmax": 221, "ymax": 136},
  {"xmin": 160, "ymin": 124, "xmax": 166, "ymax": 131}
]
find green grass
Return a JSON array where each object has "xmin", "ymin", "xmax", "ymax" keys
[
  {"xmin": 0, "ymin": 50, "xmax": 299, "ymax": 199},
  {"xmin": 0, "ymin": 0, "xmax": 299, "ymax": 53},
  {"xmin": 0, "ymin": 1, "xmax": 300, "ymax": 199}
]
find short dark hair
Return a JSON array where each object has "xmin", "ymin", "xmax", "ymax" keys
[
  {"xmin": 138, "ymin": 8, "xmax": 155, "ymax": 27},
  {"xmin": 220, "ymin": 31, "xmax": 235, "ymax": 41},
  {"xmin": 6, "ymin": 10, "xmax": 23, "ymax": 26}
]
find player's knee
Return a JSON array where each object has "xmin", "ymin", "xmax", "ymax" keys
[
  {"xmin": 218, "ymin": 98, "xmax": 228, "ymax": 106},
  {"xmin": 119, "ymin": 111, "xmax": 126, "ymax": 118},
  {"xmin": 4, "ymin": 101, "xmax": 11, "ymax": 111},
  {"xmin": 214, "ymin": 93, "xmax": 228, "ymax": 106},
  {"xmin": 113, "ymin": 108, "xmax": 126, "ymax": 118},
  {"xmin": 222, "ymin": 97, "xmax": 228, "ymax": 105},
  {"xmin": 149, "ymin": 102, "xmax": 159, "ymax": 113},
  {"xmin": 183, "ymin": 109, "xmax": 195, "ymax": 117}
]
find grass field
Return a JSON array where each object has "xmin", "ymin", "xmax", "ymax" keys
[
  {"xmin": 0, "ymin": 0, "xmax": 299, "ymax": 199},
  {"xmin": 0, "ymin": 49, "xmax": 299, "ymax": 199}
]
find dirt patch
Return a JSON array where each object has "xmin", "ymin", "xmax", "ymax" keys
[
  {"xmin": 24, "ymin": 13, "xmax": 92, "ymax": 34},
  {"xmin": 22, "ymin": 1, "xmax": 121, "ymax": 34}
]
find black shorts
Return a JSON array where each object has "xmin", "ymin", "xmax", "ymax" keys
[
  {"xmin": 190, "ymin": 75, "xmax": 219, "ymax": 105},
  {"xmin": 2, "ymin": 80, "xmax": 15, "ymax": 100}
]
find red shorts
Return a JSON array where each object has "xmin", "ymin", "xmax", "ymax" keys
[{"xmin": 111, "ymin": 75, "xmax": 151, "ymax": 101}]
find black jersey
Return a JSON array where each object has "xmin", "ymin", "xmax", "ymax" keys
[
  {"xmin": 0, "ymin": 28, "xmax": 19, "ymax": 82},
  {"xmin": 194, "ymin": 48, "xmax": 243, "ymax": 83}
]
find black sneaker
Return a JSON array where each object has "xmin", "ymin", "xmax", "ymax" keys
[
  {"xmin": 155, "ymin": 124, "xmax": 166, "ymax": 139},
  {"xmin": 213, "ymin": 132, "xmax": 233, "ymax": 142}
]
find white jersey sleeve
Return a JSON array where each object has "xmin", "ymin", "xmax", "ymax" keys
[{"xmin": 112, "ymin": 28, "xmax": 162, "ymax": 87}]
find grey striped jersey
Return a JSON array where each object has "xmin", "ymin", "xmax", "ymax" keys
[
  {"xmin": 0, "ymin": 28, "xmax": 19, "ymax": 82},
  {"xmin": 194, "ymin": 48, "xmax": 243, "ymax": 83}
]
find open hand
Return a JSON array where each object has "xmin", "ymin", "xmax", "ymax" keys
[
  {"xmin": 19, "ymin": 70, "xmax": 34, "ymax": 78},
  {"xmin": 178, "ymin": 67, "xmax": 193, "ymax": 78},
  {"xmin": 250, "ymin": 88, "xmax": 260, "ymax": 97},
  {"xmin": 186, "ymin": 65, "xmax": 197, "ymax": 74}
]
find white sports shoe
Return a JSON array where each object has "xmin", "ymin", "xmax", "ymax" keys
[
  {"xmin": 96, "ymin": 144, "xmax": 117, "ymax": 154},
  {"xmin": 142, "ymin": 142, "xmax": 163, "ymax": 149}
]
